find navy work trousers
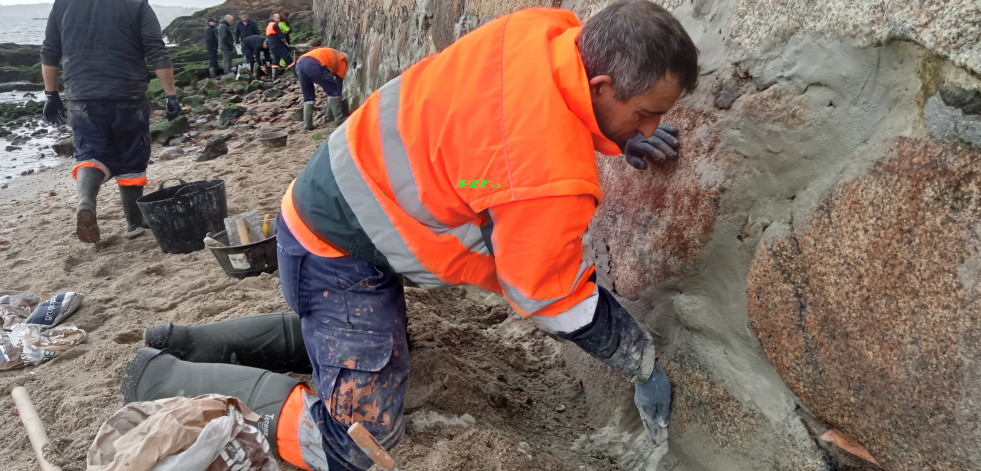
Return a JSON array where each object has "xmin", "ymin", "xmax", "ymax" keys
[
  {"xmin": 270, "ymin": 45, "xmax": 291, "ymax": 69},
  {"xmin": 276, "ymin": 213, "xmax": 410, "ymax": 471},
  {"xmin": 67, "ymin": 97, "xmax": 151, "ymax": 178},
  {"xmin": 297, "ymin": 57, "xmax": 343, "ymax": 102}
]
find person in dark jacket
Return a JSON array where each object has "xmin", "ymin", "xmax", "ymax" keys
[
  {"xmin": 40, "ymin": 0, "xmax": 181, "ymax": 243},
  {"xmin": 234, "ymin": 11, "xmax": 259, "ymax": 46},
  {"xmin": 264, "ymin": 13, "xmax": 291, "ymax": 74},
  {"xmin": 203, "ymin": 17, "xmax": 219, "ymax": 78},
  {"xmin": 241, "ymin": 35, "xmax": 271, "ymax": 79},
  {"xmin": 217, "ymin": 14, "xmax": 235, "ymax": 75}
]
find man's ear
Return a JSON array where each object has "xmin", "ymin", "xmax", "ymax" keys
[{"xmin": 589, "ymin": 75, "xmax": 614, "ymax": 98}]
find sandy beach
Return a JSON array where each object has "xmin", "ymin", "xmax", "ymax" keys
[{"xmin": 0, "ymin": 78, "xmax": 632, "ymax": 470}]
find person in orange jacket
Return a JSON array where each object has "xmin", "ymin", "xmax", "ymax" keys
[
  {"xmin": 294, "ymin": 47, "xmax": 349, "ymax": 130},
  {"xmin": 122, "ymin": 1, "xmax": 698, "ymax": 469}
]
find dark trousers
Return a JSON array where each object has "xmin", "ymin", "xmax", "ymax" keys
[
  {"xmin": 297, "ymin": 57, "xmax": 343, "ymax": 102},
  {"xmin": 277, "ymin": 214, "xmax": 409, "ymax": 471},
  {"xmin": 67, "ymin": 97, "xmax": 151, "ymax": 180},
  {"xmin": 244, "ymin": 46, "xmax": 271, "ymax": 73},
  {"xmin": 220, "ymin": 48, "xmax": 234, "ymax": 75},
  {"xmin": 270, "ymin": 45, "xmax": 291, "ymax": 68},
  {"xmin": 206, "ymin": 47, "xmax": 218, "ymax": 70}
]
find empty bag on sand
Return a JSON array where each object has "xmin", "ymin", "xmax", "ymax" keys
[
  {"xmin": 87, "ymin": 394, "xmax": 278, "ymax": 471},
  {"xmin": 0, "ymin": 293, "xmax": 85, "ymax": 370}
]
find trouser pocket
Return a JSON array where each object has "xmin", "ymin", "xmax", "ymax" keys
[{"xmin": 308, "ymin": 324, "xmax": 410, "ymax": 469}]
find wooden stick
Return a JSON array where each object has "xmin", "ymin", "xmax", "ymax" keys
[
  {"xmin": 11, "ymin": 386, "xmax": 62, "ymax": 471},
  {"xmin": 347, "ymin": 422, "xmax": 400, "ymax": 470},
  {"xmin": 236, "ymin": 218, "xmax": 251, "ymax": 245}
]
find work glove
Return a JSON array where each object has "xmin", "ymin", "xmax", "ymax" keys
[
  {"xmin": 165, "ymin": 95, "xmax": 181, "ymax": 121},
  {"xmin": 42, "ymin": 91, "xmax": 67, "ymax": 125},
  {"xmin": 634, "ymin": 360, "xmax": 671, "ymax": 445},
  {"xmin": 623, "ymin": 123, "xmax": 681, "ymax": 170}
]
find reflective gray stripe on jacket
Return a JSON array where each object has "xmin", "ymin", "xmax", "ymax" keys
[
  {"xmin": 293, "ymin": 76, "xmax": 492, "ymax": 288},
  {"xmin": 41, "ymin": 0, "xmax": 172, "ymax": 101}
]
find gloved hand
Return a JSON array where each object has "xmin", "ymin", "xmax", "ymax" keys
[
  {"xmin": 43, "ymin": 91, "xmax": 67, "ymax": 125},
  {"xmin": 165, "ymin": 95, "xmax": 181, "ymax": 121},
  {"xmin": 623, "ymin": 123, "xmax": 681, "ymax": 170},
  {"xmin": 634, "ymin": 360, "xmax": 671, "ymax": 445}
]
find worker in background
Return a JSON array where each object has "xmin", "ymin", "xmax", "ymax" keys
[
  {"xmin": 294, "ymin": 47, "xmax": 348, "ymax": 130},
  {"xmin": 122, "ymin": 2, "xmax": 697, "ymax": 469},
  {"xmin": 241, "ymin": 35, "xmax": 272, "ymax": 80},
  {"xmin": 203, "ymin": 17, "xmax": 219, "ymax": 78},
  {"xmin": 217, "ymin": 14, "xmax": 235, "ymax": 76},
  {"xmin": 265, "ymin": 12, "xmax": 291, "ymax": 76},
  {"xmin": 277, "ymin": 10, "xmax": 293, "ymax": 66},
  {"xmin": 41, "ymin": 0, "xmax": 181, "ymax": 244},
  {"xmin": 234, "ymin": 11, "xmax": 260, "ymax": 47}
]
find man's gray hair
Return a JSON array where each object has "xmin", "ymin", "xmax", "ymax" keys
[{"xmin": 577, "ymin": 0, "xmax": 699, "ymax": 101}]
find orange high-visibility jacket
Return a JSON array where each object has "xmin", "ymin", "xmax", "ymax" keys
[
  {"xmin": 282, "ymin": 8, "xmax": 621, "ymax": 332},
  {"xmin": 299, "ymin": 47, "xmax": 348, "ymax": 78}
]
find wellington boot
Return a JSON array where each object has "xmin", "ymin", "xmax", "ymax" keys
[
  {"xmin": 302, "ymin": 102, "xmax": 315, "ymax": 131},
  {"xmin": 322, "ymin": 101, "xmax": 334, "ymax": 124},
  {"xmin": 144, "ymin": 312, "xmax": 311, "ymax": 374},
  {"xmin": 121, "ymin": 347, "xmax": 301, "ymax": 454},
  {"xmin": 119, "ymin": 185, "xmax": 148, "ymax": 237},
  {"xmin": 208, "ymin": 67, "xmax": 217, "ymax": 79},
  {"xmin": 75, "ymin": 166, "xmax": 103, "ymax": 243},
  {"xmin": 328, "ymin": 96, "xmax": 346, "ymax": 125}
]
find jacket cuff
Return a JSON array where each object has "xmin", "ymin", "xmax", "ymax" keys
[{"xmin": 557, "ymin": 285, "xmax": 658, "ymax": 380}]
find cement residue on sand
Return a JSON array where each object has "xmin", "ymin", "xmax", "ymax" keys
[{"xmin": 0, "ymin": 78, "xmax": 634, "ymax": 470}]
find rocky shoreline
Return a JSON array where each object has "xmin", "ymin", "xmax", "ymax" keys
[{"xmin": 0, "ymin": 4, "xmax": 318, "ymax": 182}]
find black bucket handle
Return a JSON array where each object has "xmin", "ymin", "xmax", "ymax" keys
[
  {"xmin": 173, "ymin": 183, "xmax": 205, "ymax": 199},
  {"xmin": 157, "ymin": 178, "xmax": 188, "ymax": 191}
]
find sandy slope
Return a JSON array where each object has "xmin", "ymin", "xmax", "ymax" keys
[{"xmin": 0, "ymin": 79, "xmax": 625, "ymax": 470}]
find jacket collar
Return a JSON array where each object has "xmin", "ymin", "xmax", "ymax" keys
[{"xmin": 549, "ymin": 26, "xmax": 621, "ymax": 156}]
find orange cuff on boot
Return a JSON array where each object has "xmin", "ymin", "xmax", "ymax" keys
[{"xmin": 277, "ymin": 384, "xmax": 313, "ymax": 470}]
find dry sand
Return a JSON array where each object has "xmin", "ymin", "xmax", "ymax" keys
[{"xmin": 0, "ymin": 79, "xmax": 628, "ymax": 470}]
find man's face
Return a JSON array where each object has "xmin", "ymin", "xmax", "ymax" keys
[
  {"xmin": 590, "ymin": 71, "xmax": 684, "ymax": 150},
  {"xmin": 241, "ymin": 14, "xmax": 248, "ymax": 22}
]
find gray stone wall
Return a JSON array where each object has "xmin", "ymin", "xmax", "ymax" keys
[{"xmin": 314, "ymin": 0, "xmax": 981, "ymax": 468}]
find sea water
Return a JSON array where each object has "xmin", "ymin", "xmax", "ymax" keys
[
  {"xmin": 0, "ymin": 2, "xmax": 208, "ymax": 183},
  {"xmin": 0, "ymin": 89, "xmax": 65, "ymax": 183}
]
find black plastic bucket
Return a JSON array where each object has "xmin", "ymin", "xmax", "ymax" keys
[
  {"xmin": 207, "ymin": 230, "xmax": 278, "ymax": 278},
  {"xmin": 137, "ymin": 179, "xmax": 228, "ymax": 254}
]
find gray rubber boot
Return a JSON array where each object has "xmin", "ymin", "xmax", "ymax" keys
[
  {"xmin": 328, "ymin": 96, "xmax": 346, "ymax": 125},
  {"xmin": 144, "ymin": 312, "xmax": 311, "ymax": 374},
  {"xmin": 121, "ymin": 347, "xmax": 301, "ymax": 454},
  {"xmin": 208, "ymin": 67, "xmax": 217, "ymax": 79},
  {"xmin": 75, "ymin": 166, "xmax": 103, "ymax": 243},
  {"xmin": 303, "ymin": 102, "xmax": 315, "ymax": 130},
  {"xmin": 119, "ymin": 185, "xmax": 148, "ymax": 237}
]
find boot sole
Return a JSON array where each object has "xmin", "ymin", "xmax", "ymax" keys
[
  {"xmin": 76, "ymin": 208, "xmax": 100, "ymax": 243},
  {"xmin": 143, "ymin": 324, "xmax": 173, "ymax": 350},
  {"xmin": 120, "ymin": 347, "xmax": 164, "ymax": 404}
]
